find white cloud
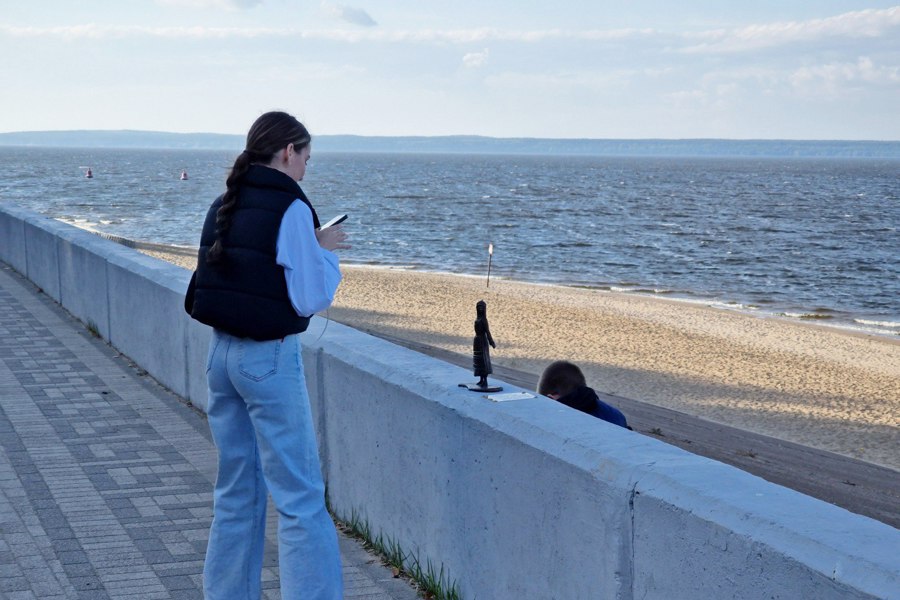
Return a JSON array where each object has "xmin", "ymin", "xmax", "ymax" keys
[
  {"xmin": 384, "ymin": 27, "xmax": 654, "ymax": 44},
  {"xmin": 462, "ymin": 48, "xmax": 489, "ymax": 68},
  {"xmin": 155, "ymin": 0, "xmax": 263, "ymax": 9},
  {"xmin": 664, "ymin": 82, "xmax": 741, "ymax": 111},
  {"xmin": 0, "ymin": 24, "xmax": 653, "ymax": 44},
  {"xmin": 0, "ymin": 24, "xmax": 282, "ymax": 40},
  {"xmin": 483, "ymin": 69, "xmax": 638, "ymax": 93},
  {"xmin": 663, "ymin": 55, "xmax": 900, "ymax": 112},
  {"xmin": 1, "ymin": 6, "xmax": 894, "ymax": 57},
  {"xmin": 682, "ymin": 6, "xmax": 900, "ymax": 54},
  {"xmin": 320, "ymin": 2, "xmax": 377, "ymax": 27},
  {"xmin": 790, "ymin": 57, "xmax": 900, "ymax": 93}
]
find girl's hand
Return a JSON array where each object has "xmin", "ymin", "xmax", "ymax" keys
[{"xmin": 316, "ymin": 225, "xmax": 351, "ymax": 251}]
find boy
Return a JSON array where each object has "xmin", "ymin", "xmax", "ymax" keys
[{"xmin": 537, "ymin": 361, "xmax": 630, "ymax": 429}]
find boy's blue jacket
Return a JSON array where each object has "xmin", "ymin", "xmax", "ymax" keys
[{"xmin": 557, "ymin": 386, "xmax": 629, "ymax": 429}]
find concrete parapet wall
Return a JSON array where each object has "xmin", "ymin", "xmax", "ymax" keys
[
  {"xmin": 0, "ymin": 206, "xmax": 197, "ymax": 403},
  {"xmin": 307, "ymin": 318, "xmax": 899, "ymax": 599},
  {"xmin": 23, "ymin": 212, "xmax": 63, "ymax": 302},
  {"xmin": 1, "ymin": 203, "xmax": 897, "ymax": 600},
  {"xmin": 0, "ymin": 203, "xmax": 28, "ymax": 275},
  {"xmin": 105, "ymin": 250, "xmax": 193, "ymax": 398},
  {"xmin": 56, "ymin": 225, "xmax": 114, "ymax": 340}
]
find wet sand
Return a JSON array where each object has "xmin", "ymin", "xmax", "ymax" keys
[{"xmin": 146, "ymin": 249, "xmax": 899, "ymax": 471}]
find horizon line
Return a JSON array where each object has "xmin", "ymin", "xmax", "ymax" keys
[{"xmin": 1, "ymin": 129, "xmax": 899, "ymax": 144}]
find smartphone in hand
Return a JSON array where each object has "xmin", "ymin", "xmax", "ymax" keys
[{"xmin": 319, "ymin": 214, "xmax": 348, "ymax": 229}]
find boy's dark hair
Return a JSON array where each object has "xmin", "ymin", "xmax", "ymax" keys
[{"xmin": 537, "ymin": 360, "xmax": 587, "ymax": 397}]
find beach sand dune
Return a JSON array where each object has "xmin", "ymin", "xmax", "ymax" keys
[{"xmin": 145, "ymin": 249, "xmax": 899, "ymax": 472}]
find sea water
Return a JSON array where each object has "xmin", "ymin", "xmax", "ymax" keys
[{"xmin": 0, "ymin": 146, "xmax": 897, "ymax": 336}]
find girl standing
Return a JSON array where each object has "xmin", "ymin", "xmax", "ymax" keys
[{"xmin": 186, "ymin": 111, "xmax": 348, "ymax": 599}]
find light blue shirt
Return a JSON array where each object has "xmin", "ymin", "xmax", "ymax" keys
[{"xmin": 276, "ymin": 200, "xmax": 342, "ymax": 317}]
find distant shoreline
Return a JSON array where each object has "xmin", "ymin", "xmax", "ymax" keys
[{"xmin": 2, "ymin": 130, "xmax": 900, "ymax": 158}]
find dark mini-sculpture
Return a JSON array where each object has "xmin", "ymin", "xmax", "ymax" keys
[{"xmin": 460, "ymin": 299, "xmax": 502, "ymax": 392}]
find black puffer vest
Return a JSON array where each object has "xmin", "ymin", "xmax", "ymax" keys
[{"xmin": 186, "ymin": 164, "xmax": 320, "ymax": 340}]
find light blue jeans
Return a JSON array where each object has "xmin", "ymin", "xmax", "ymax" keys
[{"xmin": 203, "ymin": 331, "xmax": 343, "ymax": 600}]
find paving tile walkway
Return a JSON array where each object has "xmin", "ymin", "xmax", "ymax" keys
[{"xmin": 0, "ymin": 262, "xmax": 419, "ymax": 600}]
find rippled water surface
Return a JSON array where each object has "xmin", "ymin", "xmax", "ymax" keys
[{"xmin": 1, "ymin": 147, "xmax": 897, "ymax": 335}]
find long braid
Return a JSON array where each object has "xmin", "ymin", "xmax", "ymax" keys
[
  {"xmin": 206, "ymin": 151, "xmax": 253, "ymax": 265},
  {"xmin": 205, "ymin": 111, "xmax": 311, "ymax": 266}
]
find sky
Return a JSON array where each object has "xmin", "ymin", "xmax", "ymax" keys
[{"xmin": 2, "ymin": 1, "xmax": 899, "ymax": 139}]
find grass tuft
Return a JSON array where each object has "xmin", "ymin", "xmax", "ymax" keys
[
  {"xmin": 86, "ymin": 319, "xmax": 101, "ymax": 338},
  {"xmin": 330, "ymin": 502, "xmax": 461, "ymax": 600},
  {"xmin": 407, "ymin": 553, "xmax": 462, "ymax": 600}
]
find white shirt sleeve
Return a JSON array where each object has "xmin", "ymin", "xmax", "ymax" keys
[{"xmin": 276, "ymin": 200, "xmax": 342, "ymax": 317}]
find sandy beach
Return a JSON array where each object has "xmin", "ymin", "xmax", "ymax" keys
[{"xmin": 146, "ymin": 249, "xmax": 900, "ymax": 472}]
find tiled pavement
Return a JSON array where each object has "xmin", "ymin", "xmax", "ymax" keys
[{"xmin": 0, "ymin": 262, "xmax": 419, "ymax": 600}]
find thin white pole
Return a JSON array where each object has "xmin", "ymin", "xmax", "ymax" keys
[{"xmin": 487, "ymin": 242, "xmax": 494, "ymax": 288}]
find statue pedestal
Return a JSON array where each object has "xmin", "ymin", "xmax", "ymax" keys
[{"xmin": 459, "ymin": 382, "xmax": 503, "ymax": 393}]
